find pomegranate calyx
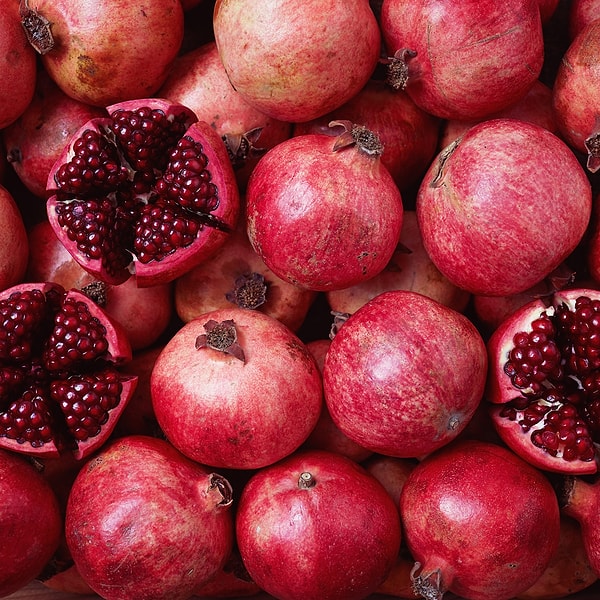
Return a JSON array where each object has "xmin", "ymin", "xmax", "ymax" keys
[
  {"xmin": 298, "ymin": 471, "xmax": 316, "ymax": 489},
  {"xmin": 383, "ymin": 48, "xmax": 418, "ymax": 91},
  {"xmin": 20, "ymin": 0, "xmax": 54, "ymax": 55},
  {"xmin": 222, "ymin": 127, "xmax": 266, "ymax": 169},
  {"xmin": 584, "ymin": 132, "xmax": 600, "ymax": 173},
  {"xmin": 410, "ymin": 562, "xmax": 444, "ymax": 600},
  {"xmin": 195, "ymin": 319, "xmax": 245, "ymax": 362},
  {"xmin": 329, "ymin": 310, "xmax": 350, "ymax": 340},
  {"xmin": 209, "ymin": 473, "xmax": 234, "ymax": 508},
  {"xmin": 330, "ymin": 120, "xmax": 384, "ymax": 157},
  {"xmin": 225, "ymin": 272, "xmax": 267, "ymax": 310},
  {"xmin": 80, "ymin": 281, "xmax": 108, "ymax": 308}
]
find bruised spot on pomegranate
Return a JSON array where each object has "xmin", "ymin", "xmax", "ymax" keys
[{"xmin": 76, "ymin": 55, "xmax": 97, "ymax": 80}]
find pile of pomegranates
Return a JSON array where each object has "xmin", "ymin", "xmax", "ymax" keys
[{"xmin": 4, "ymin": 1, "xmax": 600, "ymax": 599}]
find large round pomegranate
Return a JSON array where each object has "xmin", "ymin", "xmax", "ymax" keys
[
  {"xmin": 246, "ymin": 123, "xmax": 404, "ymax": 291},
  {"xmin": 0, "ymin": 281, "xmax": 137, "ymax": 460},
  {"xmin": 45, "ymin": 97, "xmax": 240, "ymax": 287},
  {"xmin": 380, "ymin": 0, "xmax": 544, "ymax": 120},
  {"xmin": 151, "ymin": 307, "xmax": 323, "ymax": 469},
  {"xmin": 0, "ymin": 448, "xmax": 63, "ymax": 597},
  {"xmin": 21, "ymin": 0, "xmax": 184, "ymax": 107},
  {"xmin": 400, "ymin": 439, "xmax": 561, "ymax": 600},
  {"xmin": 417, "ymin": 119, "xmax": 592, "ymax": 297},
  {"xmin": 236, "ymin": 449, "xmax": 402, "ymax": 600},
  {"xmin": 487, "ymin": 288, "xmax": 600, "ymax": 475},
  {"xmin": 213, "ymin": 0, "xmax": 381, "ymax": 122},
  {"xmin": 323, "ymin": 290, "xmax": 487, "ymax": 458},
  {"xmin": 65, "ymin": 435, "xmax": 234, "ymax": 600}
]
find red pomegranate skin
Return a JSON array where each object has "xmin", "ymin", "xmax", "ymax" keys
[
  {"xmin": 65, "ymin": 435, "xmax": 234, "ymax": 600},
  {"xmin": 400, "ymin": 439, "xmax": 561, "ymax": 600},
  {"xmin": 236, "ymin": 449, "xmax": 402, "ymax": 600},
  {"xmin": 380, "ymin": 0, "xmax": 544, "ymax": 120},
  {"xmin": 0, "ymin": 448, "xmax": 63, "ymax": 597},
  {"xmin": 151, "ymin": 307, "xmax": 323, "ymax": 470},
  {"xmin": 0, "ymin": 184, "xmax": 28, "ymax": 293},
  {"xmin": 213, "ymin": 0, "xmax": 381, "ymax": 122},
  {"xmin": 569, "ymin": 0, "xmax": 600, "ymax": 40},
  {"xmin": 323, "ymin": 290, "xmax": 488, "ymax": 458},
  {"xmin": 417, "ymin": 119, "xmax": 592, "ymax": 297}
]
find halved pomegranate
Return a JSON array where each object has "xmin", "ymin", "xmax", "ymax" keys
[
  {"xmin": 0, "ymin": 282, "xmax": 136, "ymax": 460},
  {"xmin": 487, "ymin": 288, "xmax": 600, "ymax": 474},
  {"xmin": 46, "ymin": 98, "xmax": 240, "ymax": 287}
]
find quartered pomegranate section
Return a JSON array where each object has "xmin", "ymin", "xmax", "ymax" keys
[
  {"xmin": 0, "ymin": 282, "xmax": 137, "ymax": 460},
  {"xmin": 46, "ymin": 98, "xmax": 240, "ymax": 287},
  {"xmin": 487, "ymin": 288, "xmax": 600, "ymax": 474}
]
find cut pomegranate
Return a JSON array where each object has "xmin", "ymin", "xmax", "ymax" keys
[
  {"xmin": 0, "ymin": 282, "xmax": 136, "ymax": 460},
  {"xmin": 487, "ymin": 288, "xmax": 600, "ymax": 474},
  {"xmin": 46, "ymin": 98, "xmax": 240, "ymax": 287}
]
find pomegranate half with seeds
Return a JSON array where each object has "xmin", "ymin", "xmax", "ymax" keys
[
  {"xmin": 46, "ymin": 98, "xmax": 240, "ymax": 287},
  {"xmin": 487, "ymin": 288, "xmax": 600, "ymax": 474},
  {"xmin": 0, "ymin": 282, "xmax": 136, "ymax": 460}
]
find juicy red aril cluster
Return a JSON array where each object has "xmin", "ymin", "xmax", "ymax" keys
[
  {"xmin": 0, "ymin": 287, "xmax": 124, "ymax": 454},
  {"xmin": 501, "ymin": 296, "xmax": 600, "ymax": 462},
  {"xmin": 53, "ymin": 105, "xmax": 220, "ymax": 273}
]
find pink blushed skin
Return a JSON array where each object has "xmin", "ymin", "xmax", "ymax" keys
[{"xmin": 569, "ymin": 0, "xmax": 600, "ymax": 40}]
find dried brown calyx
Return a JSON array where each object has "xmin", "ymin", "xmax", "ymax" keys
[{"xmin": 195, "ymin": 319, "xmax": 245, "ymax": 362}]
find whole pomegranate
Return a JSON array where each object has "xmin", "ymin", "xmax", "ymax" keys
[
  {"xmin": 45, "ymin": 97, "xmax": 240, "ymax": 287},
  {"xmin": 213, "ymin": 0, "xmax": 381, "ymax": 122},
  {"xmin": 487, "ymin": 288, "xmax": 600, "ymax": 475},
  {"xmin": 323, "ymin": 290, "xmax": 487, "ymax": 458},
  {"xmin": 0, "ymin": 448, "xmax": 62, "ymax": 597},
  {"xmin": 400, "ymin": 439, "xmax": 561, "ymax": 600},
  {"xmin": 380, "ymin": 0, "xmax": 544, "ymax": 120},
  {"xmin": 3, "ymin": 71, "xmax": 105, "ymax": 199},
  {"xmin": 236, "ymin": 449, "xmax": 402, "ymax": 600},
  {"xmin": 246, "ymin": 122, "xmax": 404, "ymax": 291},
  {"xmin": 65, "ymin": 435, "xmax": 234, "ymax": 600},
  {"xmin": 0, "ymin": 184, "xmax": 28, "ymax": 293},
  {"xmin": 0, "ymin": 281, "xmax": 137, "ymax": 460},
  {"xmin": 21, "ymin": 0, "xmax": 184, "ymax": 107},
  {"xmin": 151, "ymin": 307, "xmax": 323, "ymax": 469},
  {"xmin": 417, "ymin": 119, "xmax": 592, "ymax": 297}
]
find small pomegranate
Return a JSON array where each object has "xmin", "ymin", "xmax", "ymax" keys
[
  {"xmin": 380, "ymin": 0, "xmax": 544, "ymax": 120},
  {"xmin": 0, "ymin": 448, "xmax": 63, "ymax": 597},
  {"xmin": 21, "ymin": 0, "xmax": 184, "ymax": 107},
  {"xmin": 213, "ymin": 0, "xmax": 381, "ymax": 122},
  {"xmin": 417, "ymin": 119, "xmax": 592, "ymax": 297},
  {"xmin": 323, "ymin": 290, "xmax": 487, "ymax": 458},
  {"xmin": 487, "ymin": 288, "xmax": 600, "ymax": 474},
  {"xmin": 246, "ymin": 122, "xmax": 404, "ymax": 291},
  {"xmin": 236, "ymin": 449, "xmax": 402, "ymax": 600},
  {"xmin": 0, "ymin": 281, "xmax": 137, "ymax": 460},
  {"xmin": 400, "ymin": 439, "xmax": 561, "ymax": 600},
  {"xmin": 151, "ymin": 307, "xmax": 323, "ymax": 469},
  {"xmin": 65, "ymin": 435, "xmax": 234, "ymax": 600},
  {"xmin": 46, "ymin": 97, "xmax": 240, "ymax": 287},
  {"xmin": 0, "ymin": 184, "xmax": 29, "ymax": 293}
]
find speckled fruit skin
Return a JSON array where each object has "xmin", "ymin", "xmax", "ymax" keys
[
  {"xmin": 236, "ymin": 449, "xmax": 402, "ymax": 600},
  {"xmin": 65, "ymin": 435, "xmax": 234, "ymax": 600},
  {"xmin": 0, "ymin": 448, "xmax": 62, "ymax": 597},
  {"xmin": 323, "ymin": 290, "xmax": 487, "ymax": 458},
  {"xmin": 151, "ymin": 307, "xmax": 323, "ymax": 470},
  {"xmin": 0, "ymin": 184, "xmax": 28, "ymax": 293},
  {"xmin": 417, "ymin": 119, "xmax": 592, "ymax": 297}
]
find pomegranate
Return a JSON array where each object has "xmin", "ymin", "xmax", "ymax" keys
[
  {"xmin": 158, "ymin": 41, "xmax": 292, "ymax": 190},
  {"xmin": 174, "ymin": 213, "xmax": 317, "ymax": 333},
  {"xmin": 569, "ymin": 0, "xmax": 600, "ymax": 40},
  {"xmin": 236, "ymin": 449, "xmax": 402, "ymax": 600},
  {"xmin": 487, "ymin": 288, "xmax": 600, "ymax": 475},
  {"xmin": 151, "ymin": 307, "xmax": 323, "ymax": 469},
  {"xmin": 45, "ymin": 97, "xmax": 240, "ymax": 287},
  {"xmin": 323, "ymin": 290, "xmax": 487, "ymax": 458},
  {"xmin": 400, "ymin": 439, "xmax": 561, "ymax": 600},
  {"xmin": 376, "ymin": 549, "xmax": 421, "ymax": 600},
  {"xmin": 246, "ymin": 122, "xmax": 404, "ymax": 291},
  {"xmin": 417, "ymin": 119, "xmax": 592, "ymax": 297},
  {"xmin": 21, "ymin": 0, "xmax": 184, "ymax": 107},
  {"xmin": 553, "ymin": 19, "xmax": 600, "ymax": 172},
  {"xmin": 0, "ymin": 0, "xmax": 37, "ymax": 129},
  {"xmin": 363, "ymin": 454, "xmax": 418, "ymax": 508},
  {"xmin": 65, "ymin": 435, "xmax": 234, "ymax": 600},
  {"xmin": 213, "ymin": 0, "xmax": 381, "ymax": 122},
  {"xmin": 0, "ymin": 281, "xmax": 137, "ymax": 460},
  {"xmin": 3, "ymin": 71, "xmax": 105, "ymax": 199},
  {"xmin": 26, "ymin": 220, "xmax": 174, "ymax": 351},
  {"xmin": 380, "ymin": 0, "xmax": 544, "ymax": 120},
  {"xmin": 293, "ymin": 79, "xmax": 440, "ymax": 192},
  {"xmin": 326, "ymin": 211, "xmax": 471, "ymax": 316},
  {"xmin": 0, "ymin": 448, "xmax": 63, "ymax": 597},
  {"xmin": 0, "ymin": 184, "xmax": 29, "ymax": 293}
]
